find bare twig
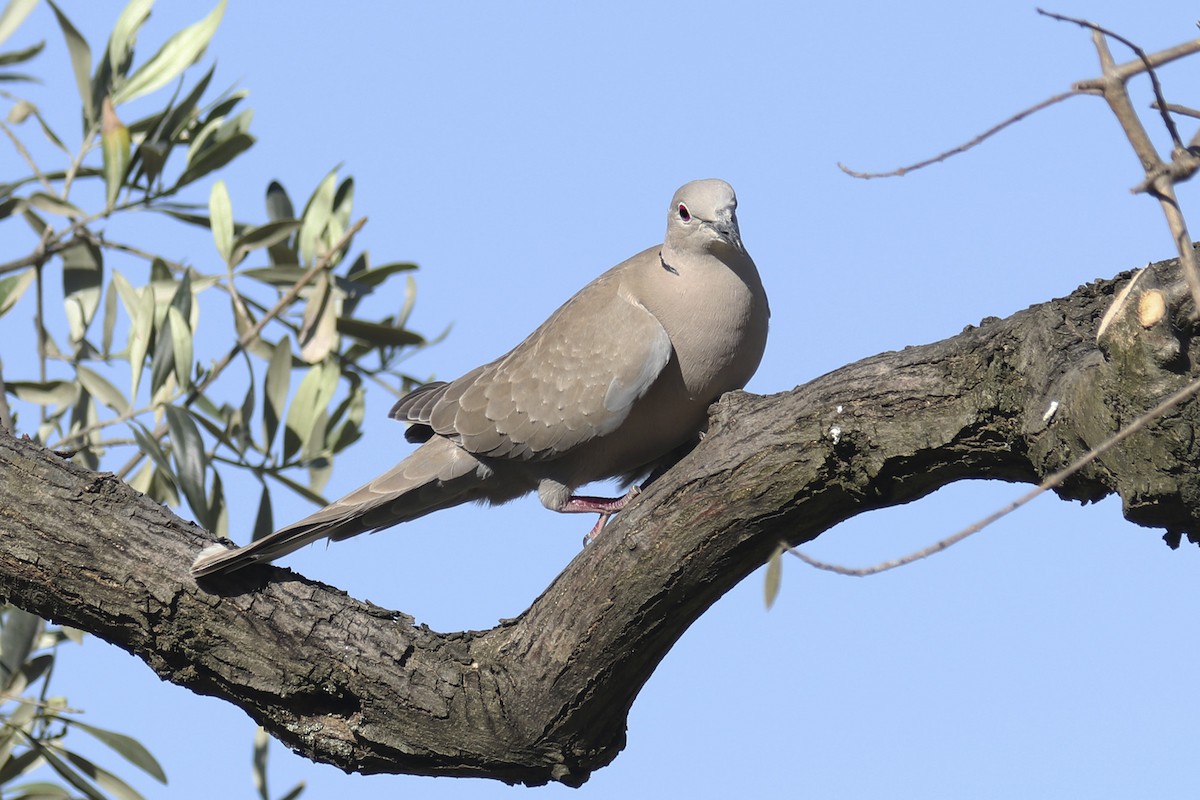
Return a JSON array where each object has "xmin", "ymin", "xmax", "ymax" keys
[
  {"xmin": 838, "ymin": 91, "xmax": 1082, "ymax": 179},
  {"xmin": 1152, "ymin": 100, "xmax": 1200, "ymax": 121},
  {"xmin": 1038, "ymin": 9, "xmax": 1185, "ymax": 148}
]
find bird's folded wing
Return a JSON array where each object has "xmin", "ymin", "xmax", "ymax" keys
[{"xmin": 393, "ymin": 279, "xmax": 672, "ymax": 461}]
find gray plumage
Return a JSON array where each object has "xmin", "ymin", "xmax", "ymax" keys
[{"xmin": 191, "ymin": 179, "xmax": 769, "ymax": 578}]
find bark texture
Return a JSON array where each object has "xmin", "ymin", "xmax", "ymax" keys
[{"xmin": 1, "ymin": 256, "xmax": 1198, "ymax": 786}]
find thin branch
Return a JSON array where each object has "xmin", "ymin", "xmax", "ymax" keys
[
  {"xmin": 1154, "ymin": 100, "xmax": 1200, "ymax": 121},
  {"xmin": 58, "ymin": 123, "xmax": 98, "ymax": 200},
  {"xmin": 1038, "ymin": 9, "xmax": 1184, "ymax": 148},
  {"xmin": 838, "ymin": 91, "xmax": 1081, "ymax": 179}
]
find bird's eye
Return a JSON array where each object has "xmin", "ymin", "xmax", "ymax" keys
[{"xmin": 677, "ymin": 204, "xmax": 691, "ymax": 222}]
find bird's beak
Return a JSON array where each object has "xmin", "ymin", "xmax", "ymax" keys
[{"xmin": 711, "ymin": 214, "xmax": 745, "ymax": 254}]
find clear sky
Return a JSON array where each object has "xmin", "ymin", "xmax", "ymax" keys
[{"xmin": 4, "ymin": 1, "xmax": 1200, "ymax": 798}]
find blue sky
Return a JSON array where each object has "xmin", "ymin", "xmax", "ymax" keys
[{"xmin": 4, "ymin": 1, "xmax": 1200, "ymax": 798}]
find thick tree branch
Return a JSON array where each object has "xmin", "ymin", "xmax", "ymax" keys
[{"xmin": 2, "ymin": 255, "xmax": 1199, "ymax": 786}]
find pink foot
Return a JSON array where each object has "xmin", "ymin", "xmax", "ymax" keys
[{"xmin": 560, "ymin": 485, "xmax": 642, "ymax": 545}]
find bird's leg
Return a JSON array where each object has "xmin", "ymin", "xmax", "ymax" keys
[{"xmin": 559, "ymin": 485, "xmax": 642, "ymax": 545}]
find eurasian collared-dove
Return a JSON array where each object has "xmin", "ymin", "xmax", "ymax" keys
[{"xmin": 191, "ymin": 179, "xmax": 769, "ymax": 578}]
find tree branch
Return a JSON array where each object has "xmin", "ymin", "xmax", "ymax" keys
[{"xmin": 1, "ymin": 255, "xmax": 1198, "ymax": 786}]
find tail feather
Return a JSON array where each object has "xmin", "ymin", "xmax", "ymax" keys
[{"xmin": 190, "ymin": 437, "xmax": 493, "ymax": 578}]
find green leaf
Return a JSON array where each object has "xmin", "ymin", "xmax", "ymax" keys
[
  {"xmin": 160, "ymin": 65, "xmax": 214, "ymax": 136},
  {"xmin": 107, "ymin": 0, "xmax": 154, "ymax": 79},
  {"xmin": 298, "ymin": 169, "xmax": 336, "ymax": 266},
  {"xmin": 328, "ymin": 382, "xmax": 364, "ymax": 454},
  {"xmin": 151, "ymin": 205, "xmax": 210, "ymax": 229},
  {"xmin": 265, "ymin": 181, "xmax": 297, "ymax": 265},
  {"xmin": 110, "ymin": 269, "xmax": 138, "ymax": 317},
  {"xmin": 253, "ymin": 726, "xmax": 269, "ymax": 800},
  {"xmin": 209, "ymin": 178, "xmax": 233, "ymax": 262},
  {"xmin": 0, "ymin": 39, "xmax": 43, "ymax": 67},
  {"xmin": 59, "ymin": 747, "xmax": 151, "ymax": 800},
  {"xmin": 251, "ymin": 484, "xmax": 273, "ymax": 543},
  {"xmin": 165, "ymin": 305, "xmax": 192, "ymax": 390},
  {"xmin": 282, "ymin": 361, "xmax": 336, "ymax": 463},
  {"xmin": 346, "ymin": 260, "xmax": 419, "ymax": 288},
  {"xmin": 128, "ymin": 285, "xmax": 155, "ymax": 398},
  {"xmin": 302, "ymin": 405, "xmax": 329, "ymax": 462},
  {"xmin": 176, "ymin": 130, "xmax": 254, "ymax": 188},
  {"xmin": 336, "ymin": 317, "xmax": 424, "ymax": 348},
  {"xmin": 64, "ymin": 720, "xmax": 166, "ymax": 784},
  {"xmin": 100, "ymin": 96, "xmax": 131, "ymax": 209},
  {"xmin": 147, "ymin": 464, "xmax": 180, "ymax": 506},
  {"xmin": 209, "ymin": 468, "xmax": 228, "ymax": 538},
  {"xmin": 0, "ymin": 701, "xmax": 37, "ymax": 773},
  {"xmin": 198, "ymin": 85, "xmax": 246, "ymax": 120},
  {"xmin": 5, "ymin": 379, "xmax": 77, "ymax": 406},
  {"xmin": 0, "ymin": 607, "xmax": 42, "ymax": 692},
  {"xmin": 8, "ymin": 653, "xmax": 53, "ymax": 698},
  {"xmin": 6, "ymin": 98, "xmax": 31, "ymax": 121},
  {"xmin": 22, "ymin": 101, "xmax": 69, "ymax": 153},
  {"xmin": 149, "ymin": 256, "xmax": 172, "ymax": 283},
  {"xmin": 102, "ymin": 274, "xmax": 118, "ymax": 357},
  {"xmin": 298, "ymin": 272, "xmax": 339, "ymax": 363},
  {"xmin": 111, "ymin": 0, "xmax": 227, "ymax": 106},
  {"xmin": 26, "ymin": 744, "xmax": 107, "ymax": 800},
  {"xmin": 62, "ymin": 240, "xmax": 103, "ymax": 345},
  {"xmin": 278, "ymin": 781, "xmax": 307, "ymax": 800},
  {"xmin": 129, "ymin": 421, "xmax": 174, "ymax": 480},
  {"xmin": 149, "ymin": 311, "xmax": 175, "ymax": 396},
  {"xmin": 237, "ymin": 373, "xmax": 256, "ymax": 451},
  {"xmin": 128, "ymin": 287, "xmax": 154, "ymax": 400},
  {"xmin": 0, "ymin": 195, "xmax": 21, "ymax": 220},
  {"xmin": 164, "ymin": 404, "xmax": 210, "ymax": 527},
  {"xmin": 125, "ymin": 63, "xmax": 214, "ymax": 185},
  {"xmin": 0, "ymin": 0, "xmax": 38, "ymax": 48},
  {"xmin": 263, "ymin": 338, "xmax": 290, "ymax": 449},
  {"xmin": 230, "ymin": 219, "xmax": 298, "ymax": 267},
  {"xmin": 28, "ymin": 191, "xmax": 83, "ymax": 219},
  {"xmin": 21, "ymin": 204, "xmax": 47, "ymax": 235},
  {"xmin": 265, "ymin": 179, "xmax": 294, "ymax": 221},
  {"xmin": 167, "ymin": 265, "xmax": 193, "ymax": 315},
  {"xmin": 44, "ymin": 1, "xmax": 93, "ymax": 123},
  {"xmin": 0, "ymin": 267, "xmax": 35, "ymax": 317},
  {"xmin": 239, "ymin": 265, "xmax": 310, "ymax": 287},
  {"xmin": 324, "ymin": 176, "xmax": 351, "ymax": 256},
  {"xmin": 75, "ymin": 366, "xmax": 130, "ymax": 415},
  {"xmin": 0, "ymin": 748, "xmax": 43, "ymax": 787},
  {"xmin": 764, "ymin": 544, "xmax": 785, "ymax": 610}
]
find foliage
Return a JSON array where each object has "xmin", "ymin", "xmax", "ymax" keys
[
  {"xmin": 0, "ymin": 1, "xmax": 431, "ymax": 796},
  {"xmin": 0, "ymin": 607, "xmax": 168, "ymax": 800}
]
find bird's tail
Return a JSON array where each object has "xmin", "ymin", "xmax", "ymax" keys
[{"xmin": 190, "ymin": 436, "xmax": 488, "ymax": 578}]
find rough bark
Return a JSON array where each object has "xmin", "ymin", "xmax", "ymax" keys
[{"xmin": 1, "ymin": 256, "xmax": 1199, "ymax": 787}]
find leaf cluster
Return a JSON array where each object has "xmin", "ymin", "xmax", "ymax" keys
[
  {"xmin": 0, "ymin": 2, "xmax": 433, "ymax": 796},
  {"xmin": 0, "ymin": 606, "xmax": 165, "ymax": 800}
]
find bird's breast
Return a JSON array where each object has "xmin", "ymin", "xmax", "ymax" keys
[{"xmin": 641, "ymin": 260, "xmax": 769, "ymax": 402}]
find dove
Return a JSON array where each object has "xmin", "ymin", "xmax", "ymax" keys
[{"xmin": 191, "ymin": 179, "xmax": 769, "ymax": 578}]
